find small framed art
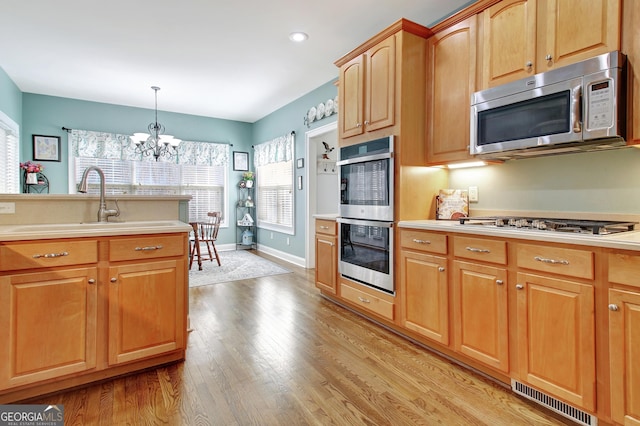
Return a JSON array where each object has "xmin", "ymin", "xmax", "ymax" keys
[
  {"xmin": 33, "ymin": 135, "xmax": 61, "ymax": 162},
  {"xmin": 233, "ymin": 151, "xmax": 249, "ymax": 171}
]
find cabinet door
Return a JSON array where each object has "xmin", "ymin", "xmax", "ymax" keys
[
  {"xmin": 427, "ymin": 16, "xmax": 477, "ymax": 165},
  {"xmin": 108, "ymin": 259, "xmax": 185, "ymax": 365},
  {"xmin": 452, "ymin": 261, "xmax": 508, "ymax": 373},
  {"xmin": 515, "ymin": 272, "xmax": 596, "ymax": 411},
  {"xmin": 0, "ymin": 268, "xmax": 97, "ymax": 389},
  {"xmin": 539, "ymin": 0, "xmax": 620, "ymax": 71},
  {"xmin": 481, "ymin": 0, "xmax": 537, "ymax": 88},
  {"xmin": 365, "ymin": 35, "xmax": 395, "ymax": 133},
  {"xmin": 339, "ymin": 55, "xmax": 365, "ymax": 139},
  {"xmin": 315, "ymin": 235, "xmax": 337, "ymax": 294},
  {"xmin": 399, "ymin": 250, "xmax": 449, "ymax": 345},
  {"xmin": 609, "ymin": 289, "xmax": 640, "ymax": 425}
]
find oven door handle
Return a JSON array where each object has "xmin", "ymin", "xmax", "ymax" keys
[
  {"xmin": 337, "ymin": 217, "xmax": 394, "ymax": 228},
  {"xmin": 336, "ymin": 151, "xmax": 393, "ymax": 166}
]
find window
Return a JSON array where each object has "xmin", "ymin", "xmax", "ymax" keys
[
  {"xmin": 69, "ymin": 130, "xmax": 229, "ymax": 222},
  {"xmin": 0, "ymin": 110, "xmax": 20, "ymax": 193},
  {"xmin": 254, "ymin": 132, "xmax": 294, "ymax": 234}
]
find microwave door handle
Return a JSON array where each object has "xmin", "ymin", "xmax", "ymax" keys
[{"xmin": 572, "ymin": 85, "xmax": 582, "ymax": 133}]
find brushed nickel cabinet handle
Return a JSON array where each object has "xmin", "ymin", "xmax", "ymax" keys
[
  {"xmin": 110, "ymin": 277, "xmax": 117, "ymax": 283},
  {"xmin": 33, "ymin": 251, "xmax": 69, "ymax": 259},
  {"xmin": 319, "ymin": 225, "xmax": 329, "ymax": 229},
  {"xmin": 525, "ymin": 61, "xmax": 533, "ymax": 69},
  {"xmin": 496, "ymin": 279, "xmax": 504, "ymax": 285},
  {"xmin": 88, "ymin": 278, "xmax": 96, "ymax": 284},
  {"xmin": 466, "ymin": 247, "xmax": 490, "ymax": 253},
  {"xmin": 358, "ymin": 296, "xmax": 371, "ymax": 304},
  {"xmin": 608, "ymin": 304, "xmax": 619, "ymax": 311},
  {"xmin": 135, "ymin": 245, "xmax": 163, "ymax": 251},
  {"xmin": 516, "ymin": 284, "xmax": 524, "ymax": 290},
  {"xmin": 534, "ymin": 256, "xmax": 569, "ymax": 265},
  {"xmin": 438, "ymin": 267, "xmax": 445, "ymax": 272},
  {"xmin": 545, "ymin": 54, "xmax": 553, "ymax": 61},
  {"xmin": 412, "ymin": 238, "xmax": 431, "ymax": 245}
]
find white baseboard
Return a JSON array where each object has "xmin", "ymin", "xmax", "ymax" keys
[{"xmin": 256, "ymin": 244, "xmax": 306, "ymax": 268}]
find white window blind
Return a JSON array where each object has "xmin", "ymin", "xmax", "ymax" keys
[
  {"xmin": 70, "ymin": 130, "xmax": 228, "ymax": 223},
  {"xmin": 254, "ymin": 132, "xmax": 294, "ymax": 234},
  {"xmin": 0, "ymin": 111, "xmax": 20, "ymax": 193},
  {"xmin": 256, "ymin": 160, "xmax": 293, "ymax": 231}
]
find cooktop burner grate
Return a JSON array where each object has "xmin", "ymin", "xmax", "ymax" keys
[{"xmin": 458, "ymin": 216, "xmax": 637, "ymax": 235}]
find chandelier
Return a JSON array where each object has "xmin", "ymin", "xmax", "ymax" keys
[{"xmin": 130, "ymin": 86, "xmax": 181, "ymax": 161}]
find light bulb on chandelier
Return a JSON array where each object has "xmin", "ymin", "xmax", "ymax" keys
[{"xmin": 130, "ymin": 86, "xmax": 181, "ymax": 161}]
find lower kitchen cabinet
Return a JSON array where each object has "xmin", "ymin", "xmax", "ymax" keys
[
  {"xmin": 0, "ymin": 231, "xmax": 188, "ymax": 402},
  {"xmin": 0, "ymin": 267, "xmax": 98, "ymax": 389},
  {"xmin": 315, "ymin": 219, "xmax": 337, "ymax": 294},
  {"xmin": 400, "ymin": 250, "xmax": 449, "ymax": 345},
  {"xmin": 108, "ymin": 259, "xmax": 185, "ymax": 365},
  {"xmin": 452, "ymin": 261, "xmax": 509, "ymax": 373},
  {"xmin": 515, "ymin": 272, "xmax": 596, "ymax": 412},
  {"xmin": 608, "ymin": 288, "xmax": 640, "ymax": 424}
]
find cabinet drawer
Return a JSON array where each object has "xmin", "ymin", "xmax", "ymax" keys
[
  {"xmin": 0, "ymin": 240, "xmax": 98, "ymax": 271},
  {"xmin": 453, "ymin": 236, "xmax": 506, "ymax": 265},
  {"xmin": 608, "ymin": 253, "xmax": 640, "ymax": 288},
  {"xmin": 315, "ymin": 219, "xmax": 337, "ymax": 236},
  {"xmin": 517, "ymin": 244, "xmax": 594, "ymax": 280},
  {"xmin": 400, "ymin": 230, "xmax": 447, "ymax": 254},
  {"xmin": 341, "ymin": 283, "xmax": 394, "ymax": 320},
  {"xmin": 109, "ymin": 234, "xmax": 184, "ymax": 261}
]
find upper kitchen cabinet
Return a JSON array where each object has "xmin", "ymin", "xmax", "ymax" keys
[
  {"xmin": 335, "ymin": 19, "xmax": 432, "ymax": 161},
  {"xmin": 338, "ymin": 36, "xmax": 395, "ymax": 139},
  {"xmin": 480, "ymin": 0, "xmax": 536, "ymax": 88},
  {"xmin": 480, "ymin": 0, "xmax": 620, "ymax": 89},
  {"xmin": 426, "ymin": 16, "xmax": 477, "ymax": 165},
  {"xmin": 622, "ymin": 0, "xmax": 640, "ymax": 145}
]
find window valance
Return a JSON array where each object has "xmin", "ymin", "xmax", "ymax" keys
[
  {"xmin": 70, "ymin": 129, "xmax": 229, "ymax": 166},
  {"xmin": 253, "ymin": 131, "xmax": 294, "ymax": 167}
]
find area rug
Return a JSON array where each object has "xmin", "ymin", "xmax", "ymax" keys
[{"xmin": 188, "ymin": 250, "xmax": 291, "ymax": 288}]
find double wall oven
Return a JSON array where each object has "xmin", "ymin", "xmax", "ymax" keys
[{"xmin": 337, "ymin": 136, "xmax": 394, "ymax": 294}]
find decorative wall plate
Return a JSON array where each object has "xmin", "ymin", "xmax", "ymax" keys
[
  {"xmin": 334, "ymin": 95, "xmax": 339, "ymax": 114},
  {"xmin": 316, "ymin": 102, "xmax": 325, "ymax": 119},
  {"xmin": 307, "ymin": 107, "xmax": 317, "ymax": 123},
  {"xmin": 325, "ymin": 99, "xmax": 334, "ymax": 115}
]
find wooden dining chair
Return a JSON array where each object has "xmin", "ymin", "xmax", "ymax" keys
[{"xmin": 189, "ymin": 212, "xmax": 222, "ymax": 269}]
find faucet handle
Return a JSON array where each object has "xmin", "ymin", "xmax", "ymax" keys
[{"xmin": 111, "ymin": 198, "xmax": 121, "ymax": 218}]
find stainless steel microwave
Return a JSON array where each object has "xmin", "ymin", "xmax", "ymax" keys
[{"xmin": 470, "ymin": 51, "xmax": 626, "ymax": 159}]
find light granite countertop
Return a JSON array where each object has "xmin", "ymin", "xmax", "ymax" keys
[
  {"xmin": 0, "ymin": 220, "xmax": 193, "ymax": 242},
  {"xmin": 398, "ymin": 219, "xmax": 640, "ymax": 251}
]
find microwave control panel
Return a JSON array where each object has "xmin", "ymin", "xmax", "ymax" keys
[{"xmin": 586, "ymin": 80, "xmax": 614, "ymax": 130}]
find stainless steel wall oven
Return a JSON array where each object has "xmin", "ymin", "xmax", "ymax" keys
[
  {"xmin": 337, "ymin": 218, "xmax": 394, "ymax": 294},
  {"xmin": 337, "ymin": 136, "xmax": 395, "ymax": 294}
]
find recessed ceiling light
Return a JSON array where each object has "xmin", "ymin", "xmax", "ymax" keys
[{"xmin": 289, "ymin": 32, "xmax": 308, "ymax": 42}]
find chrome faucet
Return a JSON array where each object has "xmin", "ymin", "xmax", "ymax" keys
[{"xmin": 78, "ymin": 166, "xmax": 120, "ymax": 222}]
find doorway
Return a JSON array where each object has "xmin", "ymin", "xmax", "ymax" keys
[{"xmin": 304, "ymin": 121, "xmax": 338, "ymax": 268}]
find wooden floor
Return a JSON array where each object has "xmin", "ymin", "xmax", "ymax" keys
[{"xmin": 30, "ymin": 252, "xmax": 573, "ymax": 425}]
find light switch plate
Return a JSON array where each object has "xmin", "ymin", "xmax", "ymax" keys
[
  {"xmin": 0, "ymin": 202, "xmax": 16, "ymax": 214},
  {"xmin": 468, "ymin": 186, "xmax": 479, "ymax": 202}
]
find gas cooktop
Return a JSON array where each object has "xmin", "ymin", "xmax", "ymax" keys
[{"xmin": 458, "ymin": 217, "xmax": 637, "ymax": 235}]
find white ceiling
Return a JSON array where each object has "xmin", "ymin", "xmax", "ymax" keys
[{"xmin": 0, "ymin": 0, "xmax": 470, "ymax": 123}]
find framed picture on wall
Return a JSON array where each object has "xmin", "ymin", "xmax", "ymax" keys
[
  {"xmin": 33, "ymin": 135, "xmax": 61, "ymax": 162},
  {"xmin": 233, "ymin": 151, "xmax": 249, "ymax": 171}
]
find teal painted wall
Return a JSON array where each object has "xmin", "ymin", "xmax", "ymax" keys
[
  {"xmin": 0, "ymin": 66, "xmax": 22, "ymax": 129},
  {"xmin": 252, "ymin": 79, "xmax": 338, "ymax": 257}
]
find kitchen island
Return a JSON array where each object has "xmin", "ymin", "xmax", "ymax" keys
[{"xmin": 0, "ymin": 194, "xmax": 192, "ymax": 403}]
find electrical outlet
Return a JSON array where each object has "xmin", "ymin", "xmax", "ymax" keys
[
  {"xmin": 0, "ymin": 202, "xmax": 15, "ymax": 214},
  {"xmin": 468, "ymin": 186, "xmax": 479, "ymax": 202}
]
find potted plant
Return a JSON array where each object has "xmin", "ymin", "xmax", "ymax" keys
[
  {"xmin": 20, "ymin": 161, "xmax": 44, "ymax": 184},
  {"xmin": 242, "ymin": 171, "xmax": 255, "ymax": 188}
]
